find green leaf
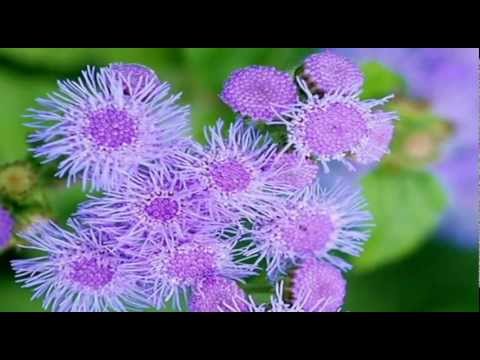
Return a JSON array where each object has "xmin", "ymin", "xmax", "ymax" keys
[
  {"xmin": 355, "ymin": 167, "xmax": 447, "ymax": 272},
  {"xmin": 346, "ymin": 240, "xmax": 478, "ymax": 311},
  {"xmin": 0, "ymin": 48, "xmax": 99, "ymax": 73},
  {"xmin": 181, "ymin": 48, "xmax": 314, "ymax": 90},
  {"xmin": 44, "ymin": 184, "xmax": 87, "ymax": 225},
  {"xmin": 361, "ymin": 61, "xmax": 407, "ymax": 99},
  {"xmin": 0, "ymin": 71, "xmax": 56, "ymax": 164}
]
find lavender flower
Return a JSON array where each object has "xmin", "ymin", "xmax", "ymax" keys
[
  {"xmin": 11, "ymin": 220, "xmax": 147, "ymax": 312},
  {"xmin": 268, "ymin": 281, "xmax": 338, "ymax": 312},
  {"xmin": 281, "ymin": 81, "xmax": 397, "ymax": 172},
  {"xmin": 221, "ymin": 66, "xmax": 298, "ymax": 122},
  {"xmin": 77, "ymin": 168, "xmax": 218, "ymax": 245},
  {"xmin": 302, "ymin": 51, "xmax": 364, "ymax": 93},
  {"xmin": 292, "ymin": 258, "xmax": 346, "ymax": 312},
  {"xmin": 132, "ymin": 234, "xmax": 257, "ymax": 310},
  {"xmin": 354, "ymin": 120, "xmax": 395, "ymax": 165},
  {"xmin": 0, "ymin": 206, "xmax": 15, "ymax": 249},
  {"xmin": 109, "ymin": 63, "xmax": 162, "ymax": 95},
  {"xmin": 222, "ymin": 281, "xmax": 338, "ymax": 312},
  {"xmin": 26, "ymin": 65, "xmax": 190, "ymax": 191},
  {"xmin": 250, "ymin": 181, "xmax": 372, "ymax": 276},
  {"xmin": 189, "ymin": 276, "xmax": 248, "ymax": 312},
  {"xmin": 177, "ymin": 119, "xmax": 295, "ymax": 222},
  {"xmin": 263, "ymin": 152, "xmax": 319, "ymax": 190}
]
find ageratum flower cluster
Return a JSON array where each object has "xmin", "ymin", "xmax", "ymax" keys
[{"xmin": 12, "ymin": 51, "xmax": 397, "ymax": 312}]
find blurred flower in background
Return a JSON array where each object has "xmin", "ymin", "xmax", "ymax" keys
[
  {"xmin": 0, "ymin": 206, "xmax": 15, "ymax": 250},
  {"xmin": 333, "ymin": 48, "xmax": 478, "ymax": 248}
]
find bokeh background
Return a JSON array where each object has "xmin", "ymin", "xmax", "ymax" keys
[{"xmin": 0, "ymin": 48, "xmax": 478, "ymax": 312}]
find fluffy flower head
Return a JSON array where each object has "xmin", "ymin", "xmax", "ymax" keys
[
  {"xmin": 26, "ymin": 65, "xmax": 190, "ymax": 191},
  {"xmin": 77, "ymin": 168, "xmax": 218, "ymax": 245},
  {"xmin": 133, "ymin": 233, "xmax": 256, "ymax": 310},
  {"xmin": 292, "ymin": 258, "xmax": 346, "ymax": 312},
  {"xmin": 177, "ymin": 119, "xmax": 296, "ymax": 222},
  {"xmin": 303, "ymin": 50, "xmax": 364, "ymax": 93},
  {"xmin": 221, "ymin": 66, "xmax": 298, "ymax": 122},
  {"xmin": 250, "ymin": 181, "xmax": 372, "ymax": 276},
  {"xmin": 189, "ymin": 276, "xmax": 248, "ymax": 312},
  {"xmin": 281, "ymin": 82, "xmax": 397, "ymax": 172},
  {"xmin": 11, "ymin": 220, "xmax": 147, "ymax": 312}
]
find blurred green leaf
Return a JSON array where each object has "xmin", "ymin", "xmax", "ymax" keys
[
  {"xmin": 0, "ymin": 48, "xmax": 97, "ymax": 73},
  {"xmin": 0, "ymin": 254, "xmax": 44, "ymax": 311},
  {"xmin": 181, "ymin": 48, "xmax": 314, "ymax": 90},
  {"xmin": 0, "ymin": 71, "xmax": 56, "ymax": 164},
  {"xmin": 346, "ymin": 240, "xmax": 478, "ymax": 312},
  {"xmin": 356, "ymin": 167, "xmax": 447, "ymax": 272},
  {"xmin": 361, "ymin": 61, "xmax": 407, "ymax": 99},
  {"xmin": 44, "ymin": 184, "xmax": 87, "ymax": 225}
]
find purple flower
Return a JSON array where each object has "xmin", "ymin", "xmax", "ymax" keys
[
  {"xmin": 268, "ymin": 281, "xmax": 339, "ymax": 312},
  {"xmin": 11, "ymin": 220, "xmax": 148, "ymax": 312},
  {"xmin": 222, "ymin": 281, "xmax": 338, "ymax": 312},
  {"xmin": 263, "ymin": 152, "xmax": 319, "ymax": 191},
  {"xmin": 221, "ymin": 66, "xmax": 299, "ymax": 122},
  {"xmin": 354, "ymin": 119, "xmax": 395, "ymax": 165},
  {"xmin": 0, "ymin": 206, "xmax": 15, "ymax": 249},
  {"xmin": 77, "ymin": 168, "xmax": 219, "ymax": 246},
  {"xmin": 281, "ymin": 82, "xmax": 397, "ymax": 172},
  {"xmin": 26, "ymin": 65, "xmax": 190, "ymax": 191},
  {"xmin": 131, "ymin": 234, "xmax": 257, "ymax": 310},
  {"xmin": 109, "ymin": 63, "xmax": 162, "ymax": 96},
  {"xmin": 303, "ymin": 51, "xmax": 364, "ymax": 93},
  {"xmin": 292, "ymin": 258, "xmax": 346, "ymax": 312},
  {"xmin": 177, "ymin": 119, "xmax": 295, "ymax": 222},
  {"xmin": 249, "ymin": 181, "xmax": 372, "ymax": 276},
  {"xmin": 189, "ymin": 276, "xmax": 248, "ymax": 312}
]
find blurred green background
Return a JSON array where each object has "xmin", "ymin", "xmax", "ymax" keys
[{"xmin": 0, "ymin": 48, "xmax": 477, "ymax": 312}]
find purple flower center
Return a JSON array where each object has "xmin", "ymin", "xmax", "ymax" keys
[
  {"xmin": 86, "ymin": 107, "xmax": 138, "ymax": 150},
  {"xmin": 69, "ymin": 257, "xmax": 116, "ymax": 290},
  {"xmin": 281, "ymin": 213, "xmax": 335, "ymax": 254},
  {"xmin": 190, "ymin": 276, "xmax": 247, "ymax": 312},
  {"xmin": 293, "ymin": 259, "xmax": 346, "ymax": 312},
  {"xmin": 209, "ymin": 159, "xmax": 251, "ymax": 193},
  {"xmin": 303, "ymin": 51, "xmax": 364, "ymax": 92},
  {"xmin": 145, "ymin": 197, "xmax": 180, "ymax": 221},
  {"xmin": 165, "ymin": 244, "xmax": 219, "ymax": 284},
  {"xmin": 221, "ymin": 66, "xmax": 298, "ymax": 121},
  {"xmin": 304, "ymin": 103, "xmax": 368, "ymax": 157}
]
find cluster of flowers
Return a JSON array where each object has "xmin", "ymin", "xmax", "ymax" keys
[{"xmin": 11, "ymin": 51, "xmax": 397, "ymax": 312}]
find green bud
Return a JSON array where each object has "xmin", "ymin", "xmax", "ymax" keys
[
  {"xmin": 383, "ymin": 98, "xmax": 454, "ymax": 170},
  {"xmin": 0, "ymin": 161, "xmax": 38, "ymax": 202}
]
